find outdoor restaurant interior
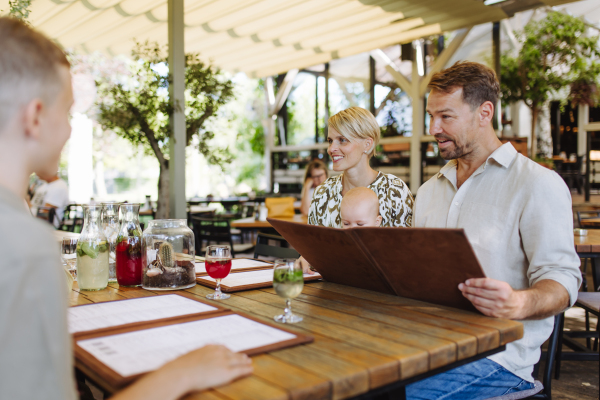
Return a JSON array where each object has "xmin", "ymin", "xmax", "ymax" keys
[{"xmin": 2, "ymin": 0, "xmax": 600, "ymax": 399}]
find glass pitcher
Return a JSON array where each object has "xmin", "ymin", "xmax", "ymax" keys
[
  {"xmin": 101, "ymin": 202, "xmax": 120, "ymax": 282},
  {"xmin": 115, "ymin": 203, "xmax": 144, "ymax": 287},
  {"xmin": 76, "ymin": 205, "xmax": 109, "ymax": 291}
]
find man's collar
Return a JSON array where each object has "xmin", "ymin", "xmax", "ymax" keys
[
  {"xmin": 0, "ymin": 184, "xmax": 29, "ymax": 216},
  {"xmin": 436, "ymin": 142, "xmax": 517, "ymax": 179}
]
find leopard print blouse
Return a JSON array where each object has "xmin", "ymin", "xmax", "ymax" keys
[{"xmin": 308, "ymin": 172, "xmax": 414, "ymax": 228}]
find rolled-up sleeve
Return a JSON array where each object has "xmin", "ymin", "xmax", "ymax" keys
[{"xmin": 520, "ymin": 171, "xmax": 582, "ymax": 306}]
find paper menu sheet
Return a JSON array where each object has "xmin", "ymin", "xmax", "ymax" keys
[
  {"xmin": 195, "ymin": 258, "xmax": 272, "ymax": 275},
  {"xmin": 200, "ymin": 269, "xmax": 320, "ymax": 287},
  {"xmin": 68, "ymin": 295, "xmax": 217, "ymax": 334},
  {"xmin": 77, "ymin": 314, "xmax": 297, "ymax": 377}
]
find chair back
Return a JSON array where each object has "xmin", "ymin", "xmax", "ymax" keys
[
  {"xmin": 254, "ymin": 233, "xmax": 300, "ymax": 260},
  {"xmin": 59, "ymin": 204, "xmax": 84, "ymax": 232},
  {"xmin": 36, "ymin": 206, "xmax": 56, "ymax": 226},
  {"xmin": 191, "ymin": 216, "xmax": 236, "ymax": 256},
  {"xmin": 530, "ymin": 313, "xmax": 563, "ymax": 399}
]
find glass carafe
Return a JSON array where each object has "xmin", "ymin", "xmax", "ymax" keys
[
  {"xmin": 142, "ymin": 219, "xmax": 196, "ymax": 290},
  {"xmin": 101, "ymin": 202, "xmax": 120, "ymax": 282},
  {"xmin": 116, "ymin": 203, "xmax": 144, "ymax": 287},
  {"xmin": 76, "ymin": 205, "xmax": 109, "ymax": 291}
]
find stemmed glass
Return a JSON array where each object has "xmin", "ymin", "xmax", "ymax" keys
[
  {"xmin": 273, "ymin": 259, "xmax": 304, "ymax": 323},
  {"xmin": 205, "ymin": 245, "xmax": 232, "ymax": 300}
]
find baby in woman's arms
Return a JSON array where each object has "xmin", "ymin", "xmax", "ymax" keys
[{"xmin": 340, "ymin": 187, "xmax": 382, "ymax": 228}]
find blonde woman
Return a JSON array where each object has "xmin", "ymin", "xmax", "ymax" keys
[
  {"xmin": 308, "ymin": 107, "xmax": 413, "ymax": 228},
  {"xmin": 300, "ymin": 160, "xmax": 328, "ymax": 216}
]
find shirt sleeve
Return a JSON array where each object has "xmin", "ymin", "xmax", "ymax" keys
[{"xmin": 520, "ymin": 171, "xmax": 582, "ymax": 307}]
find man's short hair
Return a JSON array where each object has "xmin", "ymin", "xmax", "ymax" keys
[
  {"xmin": 427, "ymin": 61, "xmax": 500, "ymax": 110},
  {"xmin": 0, "ymin": 17, "xmax": 70, "ymax": 131}
]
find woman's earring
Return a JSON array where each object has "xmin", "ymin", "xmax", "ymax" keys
[{"xmin": 364, "ymin": 150, "xmax": 367, "ymax": 154}]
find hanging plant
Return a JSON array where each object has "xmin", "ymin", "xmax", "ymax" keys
[{"xmin": 8, "ymin": 0, "xmax": 32, "ymax": 22}]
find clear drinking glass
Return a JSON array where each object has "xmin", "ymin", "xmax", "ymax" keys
[
  {"xmin": 76, "ymin": 205, "xmax": 109, "ymax": 291},
  {"xmin": 61, "ymin": 237, "xmax": 78, "ymax": 281},
  {"xmin": 205, "ymin": 245, "xmax": 232, "ymax": 300},
  {"xmin": 273, "ymin": 259, "xmax": 304, "ymax": 323},
  {"xmin": 101, "ymin": 202, "xmax": 120, "ymax": 282}
]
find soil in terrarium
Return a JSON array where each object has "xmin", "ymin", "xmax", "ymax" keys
[{"xmin": 144, "ymin": 241, "xmax": 195, "ymax": 288}]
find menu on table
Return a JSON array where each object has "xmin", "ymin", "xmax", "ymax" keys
[
  {"xmin": 195, "ymin": 258, "xmax": 272, "ymax": 275},
  {"xmin": 68, "ymin": 294, "xmax": 219, "ymax": 334},
  {"xmin": 197, "ymin": 268, "xmax": 321, "ymax": 292},
  {"xmin": 78, "ymin": 314, "xmax": 298, "ymax": 377}
]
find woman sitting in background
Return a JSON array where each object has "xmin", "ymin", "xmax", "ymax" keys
[{"xmin": 300, "ymin": 160, "xmax": 328, "ymax": 216}]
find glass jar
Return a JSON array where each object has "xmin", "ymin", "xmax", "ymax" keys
[
  {"xmin": 101, "ymin": 202, "xmax": 120, "ymax": 282},
  {"xmin": 76, "ymin": 205, "xmax": 109, "ymax": 291},
  {"xmin": 115, "ymin": 203, "xmax": 144, "ymax": 287},
  {"xmin": 142, "ymin": 219, "xmax": 196, "ymax": 290}
]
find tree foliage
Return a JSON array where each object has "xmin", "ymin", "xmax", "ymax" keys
[
  {"xmin": 500, "ymin": 11, "xmax": 600, "ymax": 156},
  {"xmin": 96, "ymin": 42, "xmax": 234, "ymax": 171},
  {"xmin": 7, "ymin": 0, "xmax": 32, "ymax": 21}
]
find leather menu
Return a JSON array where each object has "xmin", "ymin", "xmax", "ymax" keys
[{"xmin": 268, "ymin": 219, "xmax": 486, "ymax": 312}]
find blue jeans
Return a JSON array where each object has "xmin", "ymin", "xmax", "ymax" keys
[{"xmin": 406, "ymin": 358, "xmax": 534, "ymax": 400}]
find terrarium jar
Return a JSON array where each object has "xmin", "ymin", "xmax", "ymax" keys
[
  {"xmin": 76, "ymin": 205, "xmax": 109, "ymax": 291},
  {"xmin": 115, "ymin": 203, "xmax": 144, "ymax": 287},
  {"xmin": 101, "ymin": 202, "xmax": 120, "ymax": 282},
  {"xmin": 142, "ymin": 219, "xmax": 196, "ymax": 290}
]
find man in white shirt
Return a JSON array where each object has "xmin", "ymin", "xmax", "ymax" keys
[
  {"xmin": 0, "ymin": 17, "xmax": 251, "ymax": 400},
  {"xmin": 407, "ymin": 61, "xmax": 581, "ymax": 399},
  {"xmin": 29, "ymin": 173, "xmax": 69, "ymax": 227}
]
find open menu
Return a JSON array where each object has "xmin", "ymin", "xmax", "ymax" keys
[
  {"xmin": 195, "ymin": 258, "xmax": 272, "ymax": 276},
  {"xmin": 68, "ymin": 294, "xmax": 220, "ymax": 334},
  {"xmin": 268, "ymin": 219, "xmax": 486, "ymax": 312},
  {"xmin": 73, "ymin": 300, "xmax": 313, "ymax": 392},
  {"xmin": 196, "ymin": 268, "xmax": 322, "ymax": 292}
]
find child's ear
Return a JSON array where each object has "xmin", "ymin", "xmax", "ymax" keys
[{"xmin": 376, "ymin": 216, "xmax": 382, "ymax": 227}]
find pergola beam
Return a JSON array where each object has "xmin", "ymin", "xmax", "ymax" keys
[
  {"xmin": 370, "ymin": 49, "xmax": 413, "ymax": 95},
  {"xmin": 419, "ymin": 28, "xmax": 471, "ymax": 97},
  {"xmin": 168, "ymin": 0, "xmax": 186, "ymax": 219},
  {"xmin": 270, "ymin": 69, "xmax": 299, "ymax": 116}
]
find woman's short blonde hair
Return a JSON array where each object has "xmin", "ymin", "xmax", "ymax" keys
[{"xmin": 328, "ymin": 107, "xmax": 380, "ymax": 158}]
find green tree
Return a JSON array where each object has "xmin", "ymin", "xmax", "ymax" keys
[
  {"xmin": 500, "ymin": 11, "xmax": 600, "ymax": 158},
  {"xmin": 95, "ymin": 42, "xmax": 234, "ymax": 218}
]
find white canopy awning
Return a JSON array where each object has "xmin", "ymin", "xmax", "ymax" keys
[{"xmin": 1, "ymin": 0, "xmax": 579, "ymax": 77}]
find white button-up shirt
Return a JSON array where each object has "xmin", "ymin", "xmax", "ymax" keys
[{"xmin": 414, "ymin": 143, "xmax": 581, "ymax": 381}]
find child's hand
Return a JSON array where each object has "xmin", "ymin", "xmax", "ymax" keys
[{"xmin": 298, "ymin": 256, "xmax": 314, "ymax": 275}]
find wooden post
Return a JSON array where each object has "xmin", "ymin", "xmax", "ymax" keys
[
  {"xmin": 410, "ymin": 40, "xmax": 424, "ymax": 193},
  {"xmin": 168, "ymin": 0, "xmax": 186, "ymax": 219}
]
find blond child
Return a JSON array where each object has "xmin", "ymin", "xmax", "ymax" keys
[{"xmin": 340, "ymin": 187, "xmax": 382, "ymax": 228}]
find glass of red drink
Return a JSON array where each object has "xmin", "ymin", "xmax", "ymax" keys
[
  {"xmin": 115, "ymin": 203, "xmax": 144, "ymax": 287},
  {"xmin": 205, "ymin": 245, "xmax": 232, "ymax": 300}
]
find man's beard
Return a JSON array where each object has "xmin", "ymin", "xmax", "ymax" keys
[{"xmin": 437, "ymin": 136, "xmax": 465, "ymax": 160}]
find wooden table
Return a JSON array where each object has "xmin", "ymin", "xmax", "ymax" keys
[
  {"xmin": 579, "ymin": 218, "xmax": 600, "ymax": 229},
  {"xmin": 231, "ymin": 214, "xmax": 308, "ymax": 229},
  {"xmin": 54, "ymin": 230, "xmax": 81, "ymax": 240},
  {"xmin": 70, "ymin": 281, "xmax": 522, "ymax": 399}
]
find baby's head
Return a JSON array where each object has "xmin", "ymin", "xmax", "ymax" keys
[{"xmin": 340, "ymin": 187, "xmax": 382, "ymax": 228}]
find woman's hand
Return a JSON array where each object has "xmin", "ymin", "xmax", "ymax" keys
[
  {"xmin": 110, "ymin": 345, "xmax": 253, "ymax": 400},
  {"xmin": 298, "ymin": 256, "xmax": 315, "ymax": 275},
  {"xmin": 304, "ymin": 177, "xmax": 314, "ymax": 190}
]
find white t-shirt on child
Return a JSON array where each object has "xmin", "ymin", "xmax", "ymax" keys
[{"xmin": 30, "ymin": 179, "xmax": 69, "ymax": 227}]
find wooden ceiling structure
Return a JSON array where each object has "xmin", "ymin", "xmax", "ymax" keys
[{"xmin": 2, "ymin": 0, "xmax": 578, "ymax": 78}]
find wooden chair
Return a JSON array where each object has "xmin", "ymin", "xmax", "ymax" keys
[
  {"xmin": 191, "ymin": 216, "xmax": 253, "ymax": 258},
  {"xmin": 485, "ymin": 314, "xmax": 562, "ymax": 400},
  {"xmin": 554, "ymin": 292, "xmax": 599, "ymax": 380},
  {"xmin": 36, "ymin": 206, "xmax": 56, "ymax": 226},
  {"xmin": 59, "ymin": 204, "xmax": 84, "ymax": 232},
  {"xmin": 253, "ymin": 233, "xmax": 299, "ymax": 260}
]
